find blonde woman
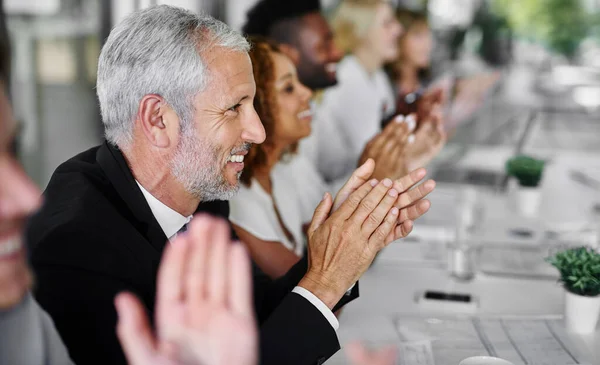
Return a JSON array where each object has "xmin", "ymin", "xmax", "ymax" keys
[{"xmin": 315, "ymin": 0, "xmax": 404, "ymax": 183}]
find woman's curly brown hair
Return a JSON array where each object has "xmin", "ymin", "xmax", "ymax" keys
[{"xmin": 241, "ymin": 37, "xmax": 298, "ymax": 186}]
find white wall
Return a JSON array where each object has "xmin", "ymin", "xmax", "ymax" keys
[
  {"xmin": 111, "ymin": 0, "xmax": 206, "ymax": 27},
  {"xmin": 5, "ymin": 0, "xmax": 60, "ymax": 15},
  {"xmin": 225, "ymin": 0, "xmax": 258, "ymax": 31}
]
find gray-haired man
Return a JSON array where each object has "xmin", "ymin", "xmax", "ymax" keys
[{"xmin": 28, "ymin": 5, "xmax": 434, "ymax": 365}]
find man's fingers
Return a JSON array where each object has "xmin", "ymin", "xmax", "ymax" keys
[
  {"xmin": 349, "ymin": 178, "xmax": 392, "ymax": 226},
  {"xmin": 397, "ymin": 199, "xmax": 431, "ymax": 223},
  {"xmin": 155, "ymin": 229, "xmax": 190, "ymax": 327},
  {"xmin": 186, "ymin": 215, "xmax": 212, "ymax": 308},
  {"xmin": 361, "ymin": 186, "xmax": 398, "ymax": 234},
  {"xmin": 391, "ymin": 168, "xmax": 427, "ymax": 193},
  {"xmin": 115, "ymin": 292, "xmax": 157, "ymax": 365},
  {"xmin": 333, "ymin": 178, "xmax": 377, "ymax": 221},
  {"xmin": 368, "ymin": 205, "xmax": 399, "ymax": 249},
  {"xmin": 228, "ymin": 243, "xmax": 254, "ymax": 319},
  {"xmin": 334, "ymin": 158, "xmax": 375, "ymax": 212},
  {"xmin": 206, "ymin": 219, "xmax": 230, "ymax": 306},
  {"xmin": 394, "ymin": 220, "xmax": 414, "ymax": 240},
  {"xmin": 308, "ymin": 192, "xmax": 334, "ymax": 237},
  {"xmin": 395, "ymin": 179, "xmax": 435, "ymax": 209}
]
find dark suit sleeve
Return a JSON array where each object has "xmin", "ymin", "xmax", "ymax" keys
[
  {"xmin": 33, "ymin": 267, "xmax": 131, "ymax": 365},
  {"xmin": 30, "ymin": 224, "xmax": 154, "ymax": 365},
  {"xmin": 259, "ymin": 293, "xmax": 340, "ymax": 365},
  {"xmin": 253, "ymin": 256, "xmax": 360, "ymax": 365}
]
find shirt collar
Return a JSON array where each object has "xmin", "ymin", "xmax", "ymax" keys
[{"xmin": 136, "ymin": 181, "xmax": 193, "ymax": 240}]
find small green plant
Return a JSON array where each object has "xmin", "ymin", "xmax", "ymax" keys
[
  {"xmin": 546, "ymin": 246, "xmax": 600, "ymax": 297},
  {"xmin": 506, "ymin": 155, "xmax": 545, "ymax": 187}
]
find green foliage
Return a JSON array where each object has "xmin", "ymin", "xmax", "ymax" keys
[
  {"xmin": 546, "ymin": 246, "xmax": 600, "ymax": 297},
  {"xmin": 506, "ymin": 155, "xmax": 545, "ymax": 187},
  {"xmin": 492, "ymin": 0, "xmax": 590, "ymax": 58}
]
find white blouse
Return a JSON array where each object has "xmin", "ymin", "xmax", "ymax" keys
[
  {"xmin": 308, "ymin": 55, "xmax": 396, "ymax": 183},
  {"xmin": 229, "ymin": 154, "xmax": 329, "ymax": 256}
]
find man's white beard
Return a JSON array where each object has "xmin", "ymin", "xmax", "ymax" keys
[{"xmin": 171, "ymin": 128, "xmax": 239, "ymax": 202}]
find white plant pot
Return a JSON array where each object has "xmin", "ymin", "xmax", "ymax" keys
[
  {"xmin": 564, "ymin": 290, "xmax": 600, "ymax": 333},
  {"xmin": 515, "ymin": 186, "xmax": 541, "ymax": 217}
]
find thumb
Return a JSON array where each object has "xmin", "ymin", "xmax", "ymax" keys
[
  {"xmin": 115, "ymin": 292, "xmax": 158, "ymax": 365},
  {"xmin": 308, "ymin": 192, "xmax": 333, "ymax": 238},
  {"xmin": 333, "ymin": 158, "xmax": 375, "ymax": 212}
]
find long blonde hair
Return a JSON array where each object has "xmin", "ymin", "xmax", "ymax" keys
[{"xmin": 331, "ymin": 0, "xmax": 387, "ymax": 55}]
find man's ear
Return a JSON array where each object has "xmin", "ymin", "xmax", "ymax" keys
[
  {"xmin": 137, "ymin": 94, "xmax": 172, "ymax": 148},
  {"xmin": 279, "ymin": 43, "xmax": 301, "ymax": 65}
]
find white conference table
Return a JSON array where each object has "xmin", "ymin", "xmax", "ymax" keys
[
  {"xmin": 326, "ymin": 247, "xmax": 599, "ymax": 364},
  {"xmin": 325, "ymin": 148, "xmax": 600, "ymax": 365}
]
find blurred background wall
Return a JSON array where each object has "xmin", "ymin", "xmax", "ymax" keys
[{"xmin": 5, "ymin": 0, "xmax": 600, "ymax": 187}]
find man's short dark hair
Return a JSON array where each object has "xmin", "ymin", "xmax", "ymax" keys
[{"xmin": 242, "ymin": 0, "xmax": 321, "ymax": 44}]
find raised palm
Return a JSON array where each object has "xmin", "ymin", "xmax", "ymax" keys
[
  {"xmin": 116, "ymin": 215, "xmax": 257, "ymax": 365},
  {"xmin": 170, "ymin": 302, "xmax": 257, "ymax": 365}
]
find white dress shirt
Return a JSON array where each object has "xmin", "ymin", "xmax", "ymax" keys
[
  {"xmin": 136, "ymin": 181, "xmax": 340, "ymax": 330},
  {"xmin": 136, "ymin": 182, "xmax": 193, "ymax": 240},
  {"xmin": 309, "ymin": 55, "xmax": 396, "ymax": 183}
]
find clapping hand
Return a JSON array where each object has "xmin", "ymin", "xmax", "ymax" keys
[
  {"xmin": 405, "ymin": 104, "xmax": 446, "ymax": 172},
  {"xmin": 298, "ymin": 160, "xmax": 435, "ymax": 307},
  {"xmin": 358, "ymin": 117, "xmax": 414, "ymax": 181},
  {"xmin": 333, "ymin": 158, "xmax": 435, "ymax": 240}
]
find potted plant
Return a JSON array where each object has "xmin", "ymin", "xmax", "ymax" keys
[
  {"xmin": 506, "ymin": 155, "xmax": 545, "ymax": 216},
  {"xmin": 546, "ymin": 246, "xmax": 600, "ymax": 333}
]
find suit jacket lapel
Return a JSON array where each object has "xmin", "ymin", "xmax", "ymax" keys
[{"xmin": 96, "ymin": 141, "xmax": 168, "ymax": 253}]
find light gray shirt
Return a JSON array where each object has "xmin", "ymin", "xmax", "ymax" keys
[
  {"xmin": 0, "ymin": 293, "xmax": 73, "ymax": 365},
  {"xmin": 309, "ymin": 55, "xmax": 396, "ymax": 183}
]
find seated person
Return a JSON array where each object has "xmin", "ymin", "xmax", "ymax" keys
[
  {"xmin": 230, "ymin": 39, "xmax": 415, "ymax": 279},
  {"xmin": 316, "ymin": 0, "xmax": 404, "ymax": 183},
  {"xmin": 116, "ymin": 215, "xmax": 259, "ymax": 365},
  {"xmin": 242, "ymin": 0, "xmax": 414, "ymax": 191},
  {"xmin": 0, "ymin": 75, "xmax": 73, "ymax": 365},
  {"xmin": 0, "ymin": 36, "xmax": 257, "ymax": 365},
  {"xmin": 388, "ymin": 9, "xmax": 500, "ymax": 134},
  {"xmin": 27, "ymin": 5, "xmax": 434, "ymax": 365}
]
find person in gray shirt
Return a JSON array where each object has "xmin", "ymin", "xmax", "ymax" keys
[{"xmin": 0, "ymin": 74, "xmax": 74, "ymax": 364}]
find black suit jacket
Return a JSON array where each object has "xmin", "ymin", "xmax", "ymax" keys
[{"xmin": 27, "ymin": 142, "xmax": 358, "ymax": 365}]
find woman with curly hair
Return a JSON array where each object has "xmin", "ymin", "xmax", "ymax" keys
[
  {"xmin": 229, "ymin": 38, "xmax": 329, "ymax": 279},
  {"xmin": 230, "ymin": 36, "xmax": 422, "ymax": 279}
]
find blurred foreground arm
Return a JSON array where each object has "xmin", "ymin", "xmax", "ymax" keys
[{"xmin": 115, "ymin": 215, "xmax": 257, "ymax": 365}]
